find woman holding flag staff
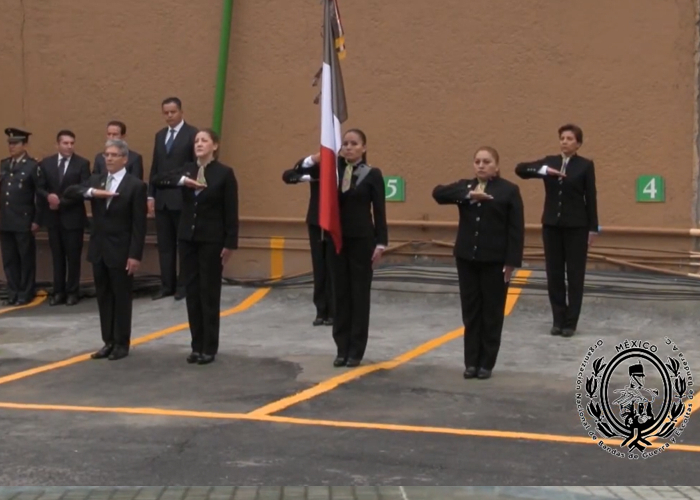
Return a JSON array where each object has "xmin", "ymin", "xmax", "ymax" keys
[{"xmin": 292, "ymin": 129, "xmax": 388, "ymax": 368}]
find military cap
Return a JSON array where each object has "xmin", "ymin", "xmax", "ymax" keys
[
  {"xmin": 629, "ymin": 362, "xmax": 644, "ymax": 376},
  {"xmin": 5, "ymin": 127, "xmax": 31, "ymax": 143}
]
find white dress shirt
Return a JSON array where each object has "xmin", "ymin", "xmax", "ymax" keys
[
  {"xmin": 165, "ymin": 120, "xmax": 185, "ymax": 145},
  {"xmin": 57, "ymin": 153, "xmax": 71, "ymax": 175}
]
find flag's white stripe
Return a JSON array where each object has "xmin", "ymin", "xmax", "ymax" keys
[
  {"xmin": 320, "ymin": 62, "xmax": 340, "ymax": 153},
  {"xmin": 320, "ymin": 61, "xmax": 341, "ymax": 187}
]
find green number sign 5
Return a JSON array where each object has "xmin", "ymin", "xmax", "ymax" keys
[{"xmin": 384, "ymin": 176, "xmax": 405, "ymax": 202}]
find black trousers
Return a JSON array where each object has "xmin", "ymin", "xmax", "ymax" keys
[
  {"xmin": 92, "ymin": 259, "xmax": 134, "ymax": 347},
  {"xmin": 542, "ymin": 225, "xmax": 589, "ymax": 330},
  {"xmin": 332, "ymin": 236, "xmax": 375, "ymax": 360},
  {"xmin": 48, "ymin": 226, "xmax": 84, "ymax": 295},
  {"xmin": 308, "ymin": 223, "xmax": 335, "ymax": 319},
  {"xmin": 155, "ymin": 208, "xmax": 184, "ymax": 295},
  {"xmin": 0, "ymin": 230, "xmax": 36, "ymax": 302},
  {"xmin": 180, "ymin": 239, "xmax": 224, "ymax": 356},
  {"xmin": 456, "ymin": 258, "xmax": 509, "ymax": 371}
]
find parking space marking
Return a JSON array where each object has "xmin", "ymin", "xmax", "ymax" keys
[
  {"xmin": 0, "ymin": 287, "xmax": 270, "ymax": 386},
  {"xmin": 247, "ymin": 269, "xmax": 532, "ymax": 417},
  {"xmin": 0, "ymin": 400, "xmax": 698, "ymax": 454},
  {"xmin": 0, "ymin": 291, "xmax": 47, "ymax": 316}
]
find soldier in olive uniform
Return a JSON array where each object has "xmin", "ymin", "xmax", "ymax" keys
[{"xmin": 0, "ymin": 128, "xmax": 44, "ymax": 305}]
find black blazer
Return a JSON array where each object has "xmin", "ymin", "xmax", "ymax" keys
[
  {"xmin": 295, "ymin": 156, "xmax": 388, "ymax": 246},
  {"xmin": 515, "ymin": 154, "xmax": 598, "ymax": 232},
  {"xmin": 282, "ymin": 159, "xmax": 319, "ymax": 226},
  {"xmin": 37, "ymin": 153, "xmax": 91, "ymax": 230},
  {"xmin": 432, "ymin": 176, "xmax": 525, "ymax": 267},
  {"xmin": 0, "ymin": 154, "xmax": 44, "ymax": 232},
  {"xmin": 93, "ymin": 150, "xmax": 144, "ymax": 180},
  {"xmin": 148, "ymin": 122, "xmax": 198, "ymax": 210},
  {"xmin": 63, "ymin": 171, "xmax": 147, "ymax": 268},
  {"xmin": 151, "ymin": 160, "xmax": 239, "ymax": 249}
]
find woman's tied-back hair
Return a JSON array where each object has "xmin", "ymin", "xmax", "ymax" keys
[
  {"xmin": 474, "ymin": 145, "xmax": 500, "ymax": 177},
  {"xmin": 345, "ymin": 128, "xmax": 367, "ymax": 164}
]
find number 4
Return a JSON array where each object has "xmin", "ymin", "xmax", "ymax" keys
[{"xmin": 643, "ymin": 178, "xmax": 657, "ymax": 199}]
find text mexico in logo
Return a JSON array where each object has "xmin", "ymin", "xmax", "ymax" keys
[{"xmin": 576, "ymin": 337, "xmax": 693, "ymax": 459}]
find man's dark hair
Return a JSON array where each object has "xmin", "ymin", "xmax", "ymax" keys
[
  {"xmin": 162, "ymin": 97, "xmax": 183, "ymax": 109},
  {"xmin": 107, "ymin": 120, "xmax": 127, "ymax": 135},
  {"xmin": 56, "ymin": 129, "xmax": 76, "ymax": 142}
]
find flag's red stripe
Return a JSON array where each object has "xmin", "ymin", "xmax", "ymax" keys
[{"xmin": 319, "ymin": 145, "xmax": 342, "ymax": 253}]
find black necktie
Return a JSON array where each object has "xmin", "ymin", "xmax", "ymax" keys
[{"xmin": 58, "ymin": 158, "xmax": 66, "ymax": 183}]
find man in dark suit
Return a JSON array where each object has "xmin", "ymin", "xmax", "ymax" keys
[
  {"xmin": 282, "ymin": 161, "xmax": 335, "ymax": 326},
  {"xmin": 148, "ymin": 97, "xmax": 197, "ymax": 301},
  {"xmin": 515, "ymin": 123, "xmax": 599, "ymax": 337},
  {"xmin": 63, "ymin": 139, "xmax": 147, "ymax": 361},
  {"xmin": 0, "ymin": 127, "xmax": 44, "ymax": 305},
  {"xmin": 92, "ymin": 121, "xmax": 144, "ymax": 180},
  {"xmin": 38, "ymin": 130, "xmax": 91, "ymax": 306}
]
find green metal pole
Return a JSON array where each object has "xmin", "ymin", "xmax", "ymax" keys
[{"xmin": 212, "ymin": 0, "xmax": 234, "ymax": 135}]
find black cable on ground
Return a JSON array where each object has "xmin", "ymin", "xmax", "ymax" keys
[{"xmin": 2, "ymin": 264, "xmax": 700, "ymax": 302}]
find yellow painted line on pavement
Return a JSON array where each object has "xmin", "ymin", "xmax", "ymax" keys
[
  {"xmin": 0, "ymin": 288, "xmax": 270, "ymax": 386},
  {"xmin": 248, "ymin": 270, "xmax": 532, "ymax": 417},
  {"xmin": 0, "ymin": 401, "xmax": 697, "ymax": 454},
  {"xmin": 0, "ymin": 290, "xmax": 47, "ymax": 315}
]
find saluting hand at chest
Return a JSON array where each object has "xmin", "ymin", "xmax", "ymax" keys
[
  {"xmin": 468, "ymin": 190, "xmax": 493, "ymax": 202},
  {"xmin": 544, "ymin": 167, "xmax": 566, "ymax": 178},
  {"xmin": 183, "ymin": 177, "xmax": 206, "ymax": 190}
]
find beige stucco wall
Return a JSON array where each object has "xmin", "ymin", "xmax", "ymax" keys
[{"xmin": 0, "ymin": 0, "xmax": 698, "ymax": 281}]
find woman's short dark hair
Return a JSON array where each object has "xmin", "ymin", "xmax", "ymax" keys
[
  {"xmin": 558, "ymin": 123, "xmax": 583, "ymax": 144},
  {"xmin": 197, "ymin": 128, "xmax": 221, "ymax": 158},
  {"xmin": 344, "ymin": 128, "xmax": 367, "ymax": 163}
]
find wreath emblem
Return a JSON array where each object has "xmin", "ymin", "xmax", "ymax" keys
[{"xmin": 577, "ymin": 338, "xmax": 693, "ymax": 458}]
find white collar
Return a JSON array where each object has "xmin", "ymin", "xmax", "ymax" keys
[
  {"xmin": 106, "ymin": 167, "xmax": 127, "ymax": 181},
  {"xmin": 169, "ymin": 120, "xmax": 185, "ymax": 133}
]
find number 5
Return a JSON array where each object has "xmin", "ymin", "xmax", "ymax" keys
[
  {"xmin": 386, "ymin": 179, "xmax": 397, "ymax": 198},
  {"xmin": 642, "ymin": 178, "xmax": 657, "ymax": 199}
]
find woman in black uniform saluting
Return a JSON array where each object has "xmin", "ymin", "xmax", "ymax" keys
[
  {"xmin": 291, "ymin": 129, "xmax": 388, "ymax": 367},
  {"xmin": 152, "ymin": 128, "xmax": 239, "ymax": 364},
  {"xmin": 514, "ymin": 124, "xmax": 598, "ymax": 338},
  {"xmin": 433, "ymin": 146, "xmax": 524, "ymax": 380}
]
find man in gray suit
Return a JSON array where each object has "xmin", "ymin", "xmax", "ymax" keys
[{"xmin": 93, "ymin": 121, "xmax": 143, "ymax": 180}]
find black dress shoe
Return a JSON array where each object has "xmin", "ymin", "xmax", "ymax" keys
[
  {"xmin": 346, "ymin": 358, "xmax": 361, "ymax": 367},
  {"xmin": 50, "ymin": 293, "xmax": 65, "ymax": 306},
  {"xmin": 4, "ymin": 297, "xmax": 17, "ymax": 306},
  {"xmin": 152, "ymin": 290, "xmax": 173, "ymax": 300},
  {"xmin": 477, "ymin": 367, "xmax": 492, "ymax": 379},
  {"xmin": 66, "ymin": 294, "xmax": 79, "ymax": 306},
  {"xmin": 463, "ymin": 366, "xmax": 477, "ymax": 379},
  {"xmin": 108, "ymin": 347, "xmax": 129, "ymax": 360},
  {"xmin": 313, "ymin": 317, "xmax": 324, "ymax": 326},
  {"xmin": 550, "ymin": 326, "xmax": 562, "ymax": 336},
  {"xmin": 186, "ymin": 352, "xmax": 201, "ymax": 364},
  {"xmin": 333, "ymin": 357, "xmax": 347, "ymax": 367},
  {"xmin": 561, "ymin": 328, "xmax": 575, "ymax": 338},
  {"xmin": 174, "ymin": 291, "xmax": 186, "ymax": 301},
  {"xmin": 91, "ymin": 345, "xmax": 114, "ymax": 359},
  {"xmin": 198, "ymin": 354, "xmax": 215, "ymax": 365},
  {"xmin": 323, "ymin": 318, "xmax": 334, "ymax": 326}
]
